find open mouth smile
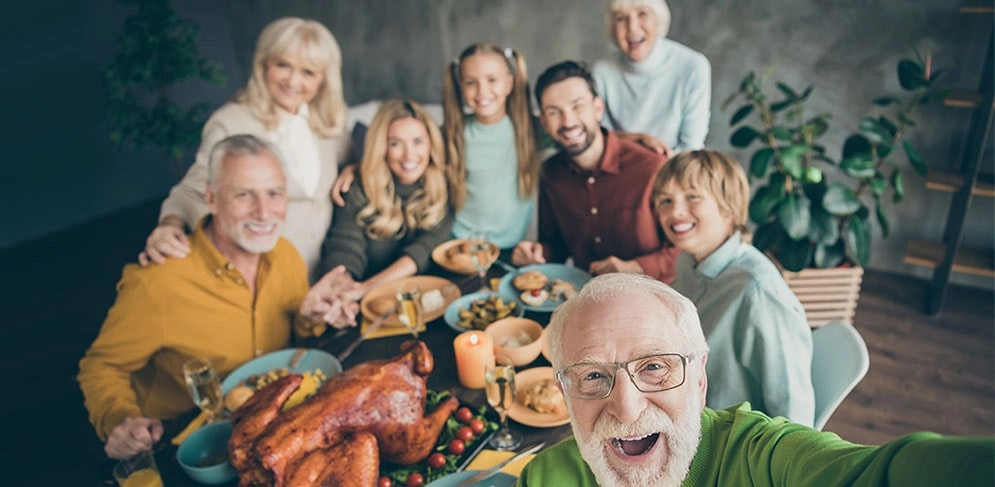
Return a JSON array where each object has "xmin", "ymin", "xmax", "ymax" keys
[{"xmin": 611, "ymin": 432, "xmax": 660, "ymax": 456}]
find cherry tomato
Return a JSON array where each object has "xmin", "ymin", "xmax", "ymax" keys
[
  {"xmin": 530, "ymin": 288, "xmax": 542, "ymax": 297},
  {"xmin": 405, "ymin": 472, "xmax": 425, "ymax": 487},
  {"xmin": 456, "ymin": 426, "xmax": 474, "ymax": 442},
  {"xmin": 377, "ymin": 476, "xmax": 393, "ymax": 487},
  {"xmin": 448, "ymin": 439, "xmax": 466, "ymax": 455},
  {"xmin": 469, "ymin": 418, "xmax": 486, "ymax": 434},
  {"xmin": 455, "ymin": 406, "xmax": 473, "ymax": 423},
  {"xmin": 427, "ymin": 452, "xmax": 446, "ymax": 469}
]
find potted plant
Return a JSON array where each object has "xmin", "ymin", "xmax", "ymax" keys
[
  {"xmin": 103, "ymin": 0, "xmax": 225, "ymax": 170},
  {"xmin": 723, "ymin": 51, "xmax": 944, "ymax": 325}
]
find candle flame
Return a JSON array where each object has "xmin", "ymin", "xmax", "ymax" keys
[{"xmin": 469, "ymin": 333, "xmax": 479, "ymax": 345}]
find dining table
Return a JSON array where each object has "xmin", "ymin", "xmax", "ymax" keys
[{"xmin": 139, "ymin": 262, "xmax": 574, "ymax": 486}]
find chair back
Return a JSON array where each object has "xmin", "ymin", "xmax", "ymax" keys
[{"xmin": 811, "ymin": 321, "xmax": 870, "ymax": 430}]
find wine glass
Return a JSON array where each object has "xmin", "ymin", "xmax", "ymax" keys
[
  {"xmin": 182, "ymin": 358, "xmax": 224, "ymax": 423},
  {"xmin": 396, "ymin": 284, "xmax": 422, "ymax": 338},
  {"xmin": 485, "ymin": 355, "xmax": 521, "ymax": 450},
  {"xmin": 467, "ymin": 231, "xmax": 497, "ymax": 292}
]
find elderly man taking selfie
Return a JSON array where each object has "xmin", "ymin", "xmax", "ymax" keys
[{"xmin": 517, "ymin": 272, "xmax": 993, "ymax": 486}]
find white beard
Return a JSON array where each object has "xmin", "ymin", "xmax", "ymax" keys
[{"xmin": 570, "ymin": 391, "xmax": 702, "ymax": 487}]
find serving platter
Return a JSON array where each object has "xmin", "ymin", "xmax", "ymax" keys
[{"xmin": 432, "ymin": 239, "xmax": 499, "ymax": 275}]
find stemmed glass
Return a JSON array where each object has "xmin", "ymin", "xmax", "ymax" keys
[
  {"xmin": 485, "ymin": 355, "xmax": 521, "ymax": 450},
  {"xmin": 396, "ymin": 284, "xmax": 422, "ymax": 338},
  {"xmin": 467, "ymin": 231, "xmax": 497, "ymax": 292},
  {"xmin": 182, "ymin": 358, "xmax": 224, "ymax": 423}
]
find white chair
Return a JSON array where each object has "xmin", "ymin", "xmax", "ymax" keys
[{"xmin": 811, "ymin": 321, "xmax": 870, "ymax": 430}]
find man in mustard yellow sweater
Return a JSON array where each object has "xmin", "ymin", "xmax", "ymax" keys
[
  {"xmin": 78, "ymin": 134, "xmax": 362, "ymax": 460},
  {"xmin": 519, "ymin": 272, "xmax": 993, "ymax": 486}
]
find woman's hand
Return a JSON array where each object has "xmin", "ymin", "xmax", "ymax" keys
[
  {"xmin": 330, "ymin": 164, "xmax": 358, "ymax": 207},
  {"xmin": 138, "ymin": 216, "xmax": 189, "ymax": 266},
  {"xmin": 511, "ymin": 241, "xmax": 547, "ymax": 266},
  {"xmin": 104, "ymin": 417, "xmax": 163, "ymax": 460},
  {"xmin": 619, "ymin": 132, "xmax": 673, "ymax": 159}
]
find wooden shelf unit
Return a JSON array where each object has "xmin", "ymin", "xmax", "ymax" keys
[{"xmin": 904, "ymin": 7, "xmax": 993, "ymax": 314}]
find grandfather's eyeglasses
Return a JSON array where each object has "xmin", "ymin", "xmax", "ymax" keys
[{"xmin": 556, "ymin": 353, "xmax": 694, "ymax": 400}]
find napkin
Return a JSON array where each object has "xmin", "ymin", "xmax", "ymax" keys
[
  {"xmin": 361, "ymin": 315, "xmax": 427, "ymax": 339},
  {"xmin": 464, "ymin": 449, "xmax": 537, "ymax": 477}
]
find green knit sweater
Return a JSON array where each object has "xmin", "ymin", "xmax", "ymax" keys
[{"xmin": 516, "ymin": 403, "xmax": 994, "ymax": 486}]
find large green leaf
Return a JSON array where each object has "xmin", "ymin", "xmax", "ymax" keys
[
  {"xmin": 809, "ymin": 205, "xmax": 840, "ymax": 246},
  {"xmin": 750, "ymin": 148, "xmax": 776, "ymax": 178},
  {"xmin": 814, "ymin": 241, "xmax": 847, "ymax": 268},
  {"xmin": 877, "ymin": 116, "xmax": 898, "ymax": 137},
  {"xmin": 891, "ymin": 168, "xmax": 905, "ymax": 202},
  {"xmin": 749, "ymin": 185, "xmax": 785, "ymax": 224},
  {"xmin": 778, "ymin": 236, "xmax": 814, "ymax": 272},
  {"xmin": 770, "ymin": 99, "xmax": 793, "ymax": 113},
  {"xmin": 840, "ymin": 154, "xmax": 876, "ymax": 179},
  {"xmin": 776, "ymin": 82, "xmax": 798, "ymax": 98},
  {"xmin": 731, "ymin": 126, "xmax": 760, "ymax": 147},
  {"xmin": 859, "ymin": 117, "xmax": 891, "ymax": 144},
  {"xmin": 868, "ymin": 173, "xmax": 887, "ymax": 196},
  {"xmin": 842, "ymin": 134, "xmax": 872, "ymax": 160},
  {"xmin": 877, "ymin": 141, "xmax": 894, "ymax": 158},
  {"xmin": 875, "ymin": 200, "xmax": 890, "ymax": 238},
  {"xmin": 873, "ymin": 96, "xmax": 901, "ymax": 106},
  {"xmin": 730, "ymin": 105, "xmax": 754, "ymax": 125},
  {"xmin": 778, "ymin": 193, "xmax": 812, "ymax": 240},
  {"xmin": 898, "ymin": 59, "xmax": 925, "ymax": 90},
  {"xmin": 843, "ymin": 214, "xmax": 871, "ymax": 266},
  {"xmin": 771, "ymin": 126, "xmax": 794, "ymax": 141},
  {"xmin": 823, "ymin": 183, "xmax": 862, "ymax": 216},
  {"xmin": 903, "ymin": 140, "xmax": 929, "ymax": 176},
  {"xmin": 803, "ymin": 115, "xmax": 830, "ymax": 138},
  {"xmin": 779, "ymin": 145, "xmax": 809, "ymax": 180},
  {"xmin": 753, "ymin": 221, "xmax": 782, "ymax": 252}
]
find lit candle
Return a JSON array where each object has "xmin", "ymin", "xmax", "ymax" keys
[{"xmin": 454, "ymin": 331, "xmax": 495, "ymax": 389}]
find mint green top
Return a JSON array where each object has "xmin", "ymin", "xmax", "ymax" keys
[
  {"xmin": 516, "ymin": 403, "xmax": 995, "ymax": 486},
  {"xmin": 452, "ymin": 115, "xmax": 534, "ymax": 249}
]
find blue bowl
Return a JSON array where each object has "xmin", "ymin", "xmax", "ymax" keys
[
  {"xmin": 220, "ymin": 348, "xmax": 342, "ymax": 395},
  {"xmin": 444, "ymin": 291, "xmax": 524, "ymax": 332},
  {"xmin": 176, "ymin": 421, "xmax": 237, "ymax": 485}
]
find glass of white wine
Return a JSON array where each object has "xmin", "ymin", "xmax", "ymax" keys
[
  {"xmin": 182, "ymin": 358, "xmax": 224, "ymax": 423},
  {"xmin": 485, "ymin": 355, "xmax": 521, "ymax": 451},
  {"xmin": 467, "ymin": 231, "xmax": 497, "ymax": 292},
  {"xmin": 396, "ymin": 285, "xmax": 422, "ymax": 338}
]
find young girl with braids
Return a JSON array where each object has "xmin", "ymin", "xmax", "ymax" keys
[{"xmin": 442, "ymin": 43, "xmax": 542, "ymax": 251}]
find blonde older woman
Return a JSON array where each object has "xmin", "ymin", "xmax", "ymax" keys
[
  {"xmin": 593, "ymin": 0, "xmax": 711, "ymax": 156},
  {"xmin": 319, "ymin": 99, "xmax": 452, "ymax": 295},
  {"xmin": 140, "ymin": 17, "xmax": 353, "ymax": 281}
]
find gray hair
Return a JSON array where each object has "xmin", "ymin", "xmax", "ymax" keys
[
  {"xmin": 605, "ymin": 0, "xmax": 672, "ymax": 40},
  {"xmin": 545, "ymin": 272, "xmax": 706, "ymax": 369},
  {"xmin": 206, "ymin": 134, "xmax": 285, "ymax": 188}
]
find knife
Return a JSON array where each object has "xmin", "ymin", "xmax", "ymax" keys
[
  {"xmin": 336, "ymin": 307, "xmax": 393, "ymax": 362},
  {"xmin": 457, "ymin": 441, "xmax": 545, "ymax": 487}
]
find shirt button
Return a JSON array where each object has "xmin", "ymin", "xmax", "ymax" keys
[
  {"xmin": 236, "ymin": 278, "xmax": 244, "ymax": 285},
  {"xmin": 587, "ymin": 177, "xmax": 595, "ymax": 184},
  {"xmin": 225, "ymin": 262, "xmax": 235, "ymax": 270},
  {"xmin": 215, "ymin": 269, "xmax": 223, "ymax": 276},
  {"xmin": 594, "ymin": 236, "xmax": 602, "ymax": 244},
  {"xmin": 590, "ymin": 207, "xmax": 598, "ymax": 215}
]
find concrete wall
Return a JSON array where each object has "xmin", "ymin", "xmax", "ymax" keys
[{"xmin": 2, "ymin": 0, "xmax": 990, "ymax": 289}]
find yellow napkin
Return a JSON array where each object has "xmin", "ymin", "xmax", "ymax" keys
[
  {"xmin": 464, "ymin": 450, "xmax": 536, "ymax": 477},
  {"xmin": 361, "ymin": 316, "xmax": 427, "ymax": 339},
  {"xmin": 170, "ymin": 411, "xmax": 209, "ymax": 445}
]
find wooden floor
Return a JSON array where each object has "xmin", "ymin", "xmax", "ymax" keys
[{"xmin": 2, "ymin": 198, "xmax": 992, "ymax": 484}]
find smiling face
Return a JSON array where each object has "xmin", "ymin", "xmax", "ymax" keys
[
  {"xmin": 386, "ymin": 117, "xmax": 431, "ymax": 184},
  {"xmin": 539, "ymin": 77, "xmax": 605, "ymax": 162},
  {"xmin": 460, "ymin": 52, "xmax": 514, "ymax": 125},
  {"xmin": 655, "ymin": 180, "xmax": 734, "ymax": 263},
  {"xmin": 612, "ymin": 6, "xmax": 659, "ymax": 62},
  {"xmin": 206, "ymin": 150, "xmax": 288, "ymax": 259},
  {"xmin": 560, "ymin": 294, "xmax": 706, "ymax": 487},
  {"xmin": 264, "ymin": 50, "xmax": 324, "ymax": 113}
]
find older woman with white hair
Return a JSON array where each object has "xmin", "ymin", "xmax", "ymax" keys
[
  {"xmin": 592, "ymin": 0, "xmax": 712, "ymax": 157},
  {"xmin": 140, "ymin": 17, "xmax": 354, "ymax": 281}
]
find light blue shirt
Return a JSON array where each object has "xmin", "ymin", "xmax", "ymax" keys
[
  {"xmin": 671, "ymin": 233, "xmax": 815, "ymax": 426},
  {"xmin": 592, "ymin": 37, "xmax": 711, "ymax": 152},
  {"xmin": 452, "ymin": 115, "xmax": 534, "ymax": 249}
]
